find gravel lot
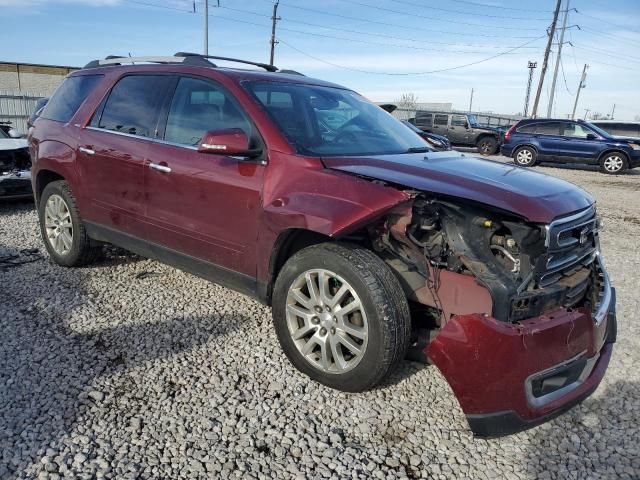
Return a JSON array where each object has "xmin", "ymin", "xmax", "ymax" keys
[{"xmin": 1, "ymin": 158, "xmax": 639, "ymax": 480}]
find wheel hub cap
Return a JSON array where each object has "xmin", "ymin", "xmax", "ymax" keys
[
  {"xmin": 286, "ymin": 269, "xmax": 369, "ymax": 374},
  {"xmin": 44, "ymin": 194, "xmax": 73, "ymax": 255}
]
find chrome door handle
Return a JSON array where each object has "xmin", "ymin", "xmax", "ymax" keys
[
  {"xmin": 79, "ymin": 147, "xmax": 95, "ymax": 155},
  {"xmin": 149, "ymin": 163, "xmax": 171, "ymax": 173}
]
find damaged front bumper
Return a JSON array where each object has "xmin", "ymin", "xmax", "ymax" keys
[
  {"xmin": 426, "ymin": 269, "xmax": 616, "ymax": 437},
  {"xmin": 0, "ymin": 169, "xmax": 32, "ymax": 199}
]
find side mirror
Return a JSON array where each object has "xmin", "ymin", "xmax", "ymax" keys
[
  {"xmin": 198, "ymin": 128, "xmax": 260, "ymax": 157},
  {"xmin": 585, "ymin": 133, "xmax": 598, "ymax": 140}
]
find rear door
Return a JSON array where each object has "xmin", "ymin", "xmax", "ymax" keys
[
  {"xmin": 144, "ymin": 75, "xmax": 264, "ymax": 277},
  {"xmin": 531, "ymin": 122, "xmax": 564, "ymax": 162},
  {"xmin": 79, "ymin": 74, "xmax": 174, "ymax": 238},
  {"xmin": 414, "ymin": 112, "xmax": 433, "ymax": 132},
  {"xmin": 432, "ymin": 113, "xmax": 449, "ymax": 139}
]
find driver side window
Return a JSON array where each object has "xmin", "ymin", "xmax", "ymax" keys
[
  {"xmin": 164, "ymin": 77, "xmax": 251, "ymax": 146},
  {"xmin": 563, "ymin": 123, "xmax": 592, "ymax": 138}
]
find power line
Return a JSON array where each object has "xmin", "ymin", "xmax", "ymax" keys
[
  {"xmin": 388, "ymin": 0, "xmax": 550, "ymax": 21},
  {"xmin": 437, "ymin": 0, "xmax": 552, "ymax": 12},
  {"xmin": 559, "ymin": 56, "xmax": 574, "ymax": 95},
  {"xmin": 575, "ymin": 9, "xmax": 637, "ymax": 31},
  {"xmin": 217, "ymin": 4, "xmax": 541, "ymax": 49},
  {"xmin": 579, "ymin": 26, "xmax": 640, "ymax": 48},
  {"xmin": 255, "ymin": 0, "xmax": 540, "ymax": 38},
  {"xmin": 572, "ymin": 45, "xmax": 640, "ymax": 64},
  {"xmin": 339, "ymin": 0, "xmax": 541, "ymax": 30},
  {"xmin": 277, "ymin": 34, "xmax": 546, "ymax": 75}
]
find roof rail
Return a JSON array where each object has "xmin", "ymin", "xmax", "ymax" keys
[
  {"xmin": 174, "ymin": 52, "xmax": 278, "ymax": 72},
  {"xmin": 82, "ymin": 53, "xmax": 291, "ymax": 74}
]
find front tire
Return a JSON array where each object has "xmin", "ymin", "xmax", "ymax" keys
[
  {"xmin": 600, "ymin": 152, "xmax": 628, "ymax": 174},
  {"xmin": 272, "ymin": 243, "xmax": 410, "ymax": 392},
  {"xmin": 513, "ymin": 146, "xmax": 537, "ymax": 167},
  {"xmin": 38, "ymin": 180, "xmax": 99, "ymax": 267},
  {"xmin": 477, "ymin": 136, "xmax": 498, "ymax": 155}
]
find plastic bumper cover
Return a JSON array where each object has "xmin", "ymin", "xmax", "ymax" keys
[{"xmin": 427, "ymin": 284, "xmax": 616, "ymax": 437}]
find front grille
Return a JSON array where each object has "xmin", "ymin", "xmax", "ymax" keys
[{"xmin": 539, "ymin": 207, "xmax": 598, "ymax": 288}]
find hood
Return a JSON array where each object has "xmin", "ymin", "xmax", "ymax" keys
[
  {"xmin": 0, "ymin": 138, "xmax": 28, "ymax": 151},
  {"xmin": 322, "ymin": 151, "xmax": 594, "ymax": 223}
]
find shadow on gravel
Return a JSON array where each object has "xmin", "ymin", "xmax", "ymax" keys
[
  {"xmin": 523, "ymin": 380, "xmax": 640, "ymax": 479},
  {"xmin": 0, "ymin": 245, "xmax": 249, "ymax": 478}
]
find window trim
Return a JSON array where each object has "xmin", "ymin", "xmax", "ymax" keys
[
  {"xmin": 88, "ymin": 72, "xmax": 176, "ymax": 139},
  {"xmin": 433, "ymin": 113, "xmax": 449, "ymax": 127},
  {"xmin": 528, "ymin": 121, "xmax": 563, "ymax": 137}
]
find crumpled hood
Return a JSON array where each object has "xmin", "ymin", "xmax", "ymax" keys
[
  {"xmin": 0, "ymin": 138, "xmax": 28, "ymax": 151},
  {"xmin": 322, "ymin": 151, "xmax": 594, "ymax": 223}
]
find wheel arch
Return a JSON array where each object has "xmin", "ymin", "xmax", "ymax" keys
[
  {"xmin": 35, "ymin": 169, "xmax": 65, "ymax": 205},
  {"xmin": 513, "ymin": 143, "xmax": 538, "ymax": 156},
  {"xmin": 598, "ymin": 148, "xmax": 629, "ymax": 163}
]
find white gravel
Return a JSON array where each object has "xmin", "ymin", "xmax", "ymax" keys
[{"xmin": 1, "ymin": 158, "xmax": 639, "ymax": 479}]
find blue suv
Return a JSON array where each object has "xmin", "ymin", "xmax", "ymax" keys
[{"xmin": 501, "ymin": 118, "xmax": 640, "ymax": 174}]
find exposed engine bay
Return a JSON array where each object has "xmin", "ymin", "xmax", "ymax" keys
[{"xmin": 369, "ymin": 193, "xmax": 603, "ymax": 325}]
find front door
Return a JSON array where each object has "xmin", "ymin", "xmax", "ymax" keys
[
  {"xmin": 448, "ymin": 114, "xmax": 470, "ymax": 144},
  {"xmin": 78, "ymin": 74, "xmax": 174, "ymax": 238},
  {"xmin": 560, "ymin": 122, "xmax": 603, "ymax": 164},
  {"xmin": 144, "ymin": 75, "xmax": 264, "ymax": 277}
]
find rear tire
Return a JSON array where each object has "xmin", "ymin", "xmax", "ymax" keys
[
  {"xmin": 513, "ymin": 146, "xmax": 537, "ymax": 167},
  {"xmin": 272, "ymin": 243, "xmax": 410, "ymax": 392},
  {"xmin": 38, "ymin": 180, "xmax": 99, "ymax": 267},
  {"xmin": 477, "ymin": 136, "xmax": 498, "ymax": 155},
  {"xmin": 599, "ymin": 152, "xmax": 628, "ymax": 174}
]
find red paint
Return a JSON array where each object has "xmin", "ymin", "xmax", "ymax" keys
[{"xmin": 427, "ymin": 307, "xmax": 611, "ymax": 420}]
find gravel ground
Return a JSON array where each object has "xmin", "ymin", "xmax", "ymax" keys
[{"xmin": 1, "ymin": 158, "xmax": 639, "ymax": 480}]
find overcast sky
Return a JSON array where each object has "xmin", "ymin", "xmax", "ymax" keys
[{"xmin": 1, "ymin": 0, "xmax": 639, "ymax": 120}]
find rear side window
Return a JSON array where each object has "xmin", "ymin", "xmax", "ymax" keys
[
  {"xmin": 534, "ymin": 122, "xmax": 562, "ymax": 136},
  {"xmin": 93, "ymin": 75, "xmax": 172, "ymax": 138},
  {"xmin": 41, "ymin": 75, "xmax": 102, "ymax": 123},
  {"xmin": 415, "ymin": 112, "xmax": 433, "ymax": 128},
  {"xmin": 516, "ymin": 124, "xmax": 537, "ymax": 134},
  {"xmin": 164, "ymin": 76, "xmax": 252, "ymax": 146},
  {"xmin": 434, "ymin": 114, "xmax": 449, "ymax": 126}
]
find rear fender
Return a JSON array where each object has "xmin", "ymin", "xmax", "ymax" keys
[{"xmin": 32, "ymin": 140, "xmax": 79, "ymax": 204}]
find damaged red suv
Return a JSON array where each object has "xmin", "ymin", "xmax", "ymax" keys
[{"xmin": 29, "ymin": 53, "xmax": 616, "ymax": 436}]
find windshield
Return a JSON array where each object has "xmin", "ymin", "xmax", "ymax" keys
[
  {"xmin": 0, "ymin": 127, "xmax": 9, "ymax": 139},
  {"xmin": 244, "ymin": 82, "xmax": 426, "ymax": 156}
]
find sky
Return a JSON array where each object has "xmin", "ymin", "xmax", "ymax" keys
[{"xmin": 1, "ymin": 0, "xmax": 639, "ymax": 120}]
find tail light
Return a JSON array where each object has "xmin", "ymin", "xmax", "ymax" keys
[{"xmin": 504, "ymin": 123, "xmax": 518, "ymax": 141}]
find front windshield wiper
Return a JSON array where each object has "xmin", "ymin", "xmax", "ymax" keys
[{"xmin": 405, "ymin": 146, "xmax": 432, "ymax": 153}]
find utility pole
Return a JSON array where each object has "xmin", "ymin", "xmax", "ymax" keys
[
  {"xmin": 469, "ymin": 88, "xmax": 474, "ymax": 112},
  {"xmin": 547, "ymin": 0, "xmax": 570, "ymax": 118},
  {"xmin": 583, "ymin": 108, "xmax": 590, "ymax": 120},
  {"xmin": 571, "ymin": 64, "xmax": 588, "ymax": 119},
  {"xmin": 203, "ymin": 0, "xmax": 208, "ymax": 55},
  {"xmin": 524, "ymin": 61, "xmax": 537, "ymax": 117},
  {"xmin": 531, "ymin": 0, "xmax": 562, "ymax": 118},
  {"xmin": 610, "ymin": 103, "xmax": 616, "ymax": 119},
  {"xmin": 269, "ymin": 1, "xmax": 280, "ymax": 66}
]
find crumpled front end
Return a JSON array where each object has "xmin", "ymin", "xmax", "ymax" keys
[
  {"xmin": 368, "ymin": 195, "xmax": 615, "ymax": 436},
  {"xmin": 0, "ymin": 146, "xmax": 32, "ymax": 199}
]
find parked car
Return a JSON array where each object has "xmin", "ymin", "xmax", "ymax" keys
[
  {"xmin": 589, "ymin": 120, "xmax": 640, "ymax": 140},
  {"xmin": 0, "ymin": 126, "xmax": 32, "ymax": 199},
  {"xmin": 401, "ymin": 120, "xmax": 451, "ymax": 151},
  {"xmin": 502, "ymin": 118, "xmax": 640, "ymax": 174},
  {"xmin": 413, "ymin": 111, "xmax": 500, "ymax": 154},
  {"xmin": 30, "ymin": 53, "xmax": 615, "ymax": 437},
  {"xmin": 27, "ymin": 97, "xmax": 49, "ymax": 129}
]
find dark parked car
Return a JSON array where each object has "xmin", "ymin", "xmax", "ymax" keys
[
  {"xmin": 0, "ymin": 126, "xmax": 31, "ymax": 199},
  {"xmin": 589, "ymin": 120, "xmax": 640, "ymax": 140},
  {"xmin": 401, "ymin": 120, "xmax": 451, "ymax": 151},
  {"xmin": 413, "ymin": 111, "xmax": 500, "ymax": 154},
  {"xmin": 502, "ymin": 118, "xmax": 640, "ymax": 174},
  {"xmin": 30, "ymin": 53, "xmax": 615, "ymax": 436}
]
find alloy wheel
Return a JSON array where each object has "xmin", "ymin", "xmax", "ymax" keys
[
  {"xmin": 603, "ymin": 155, "xmax": 624, "ymax": 173},
  {"xmin": 286, "ymin": 269, "xmax": 368, "ymax": 374},
  {"xmin": 44, "ymin": 194, "xmax": 73, "ymax": 255},
  {"xmin": 516, "ymin": 149, "xmax": 533, "ymax": 165}
]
